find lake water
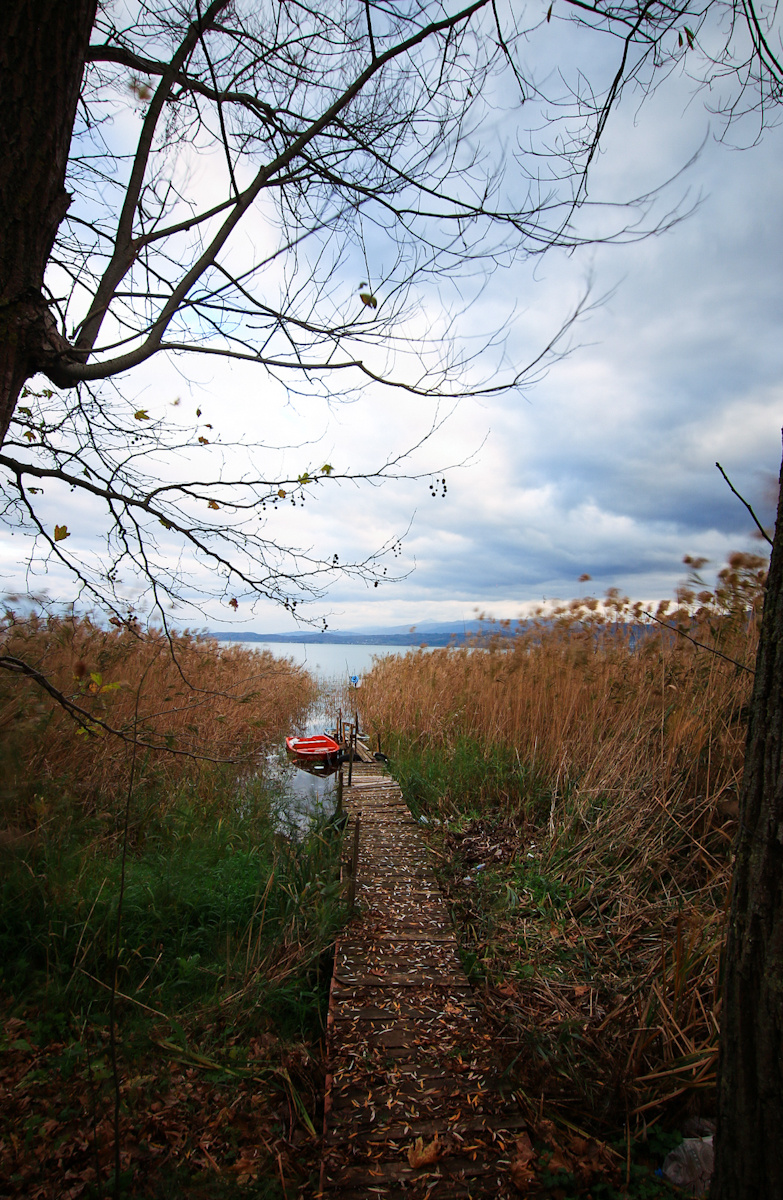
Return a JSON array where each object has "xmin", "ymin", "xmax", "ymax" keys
[
  {"xmin": 217, "ymin": 640, "xmax": 419, "ymax": 683},
  {"xmin": 221, "ymin": 641, "xmax": 416, "ymax": 825}
]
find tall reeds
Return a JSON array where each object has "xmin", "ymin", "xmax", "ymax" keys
[
  {"xmin": 359, "ymin": 553, "xmax": 766, "ymax": 1125},
  {"xmin": 361, "ymin": 554, "xmax": 764, "ymax": 816},
  {"xmin": 0, "ymin": 610, "xmax": 316, "ymax": 824},
  {"xmin": 0, "ymin": 612, "xmax": 338, "ymax": 1197}
]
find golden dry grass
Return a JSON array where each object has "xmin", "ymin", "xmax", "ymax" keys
[
  {"xmin": 0, "ymin": 610, "xmax": 316, "ymax": 822},
  {"xmin": 358, "ymin": 553, "xmax": 766, "ymax": 1128},
  {"xmin": 361, "ymin": 555, "xmax": 763, "ymax": 810},
  {"xmin": 0, "ymin": 613, "xmax": 338, "ymax": 1200}
]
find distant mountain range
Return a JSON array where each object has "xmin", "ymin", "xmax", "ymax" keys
[{"xmin": 210, "ymin": 619, "xmax": 515, "ymax": 647}]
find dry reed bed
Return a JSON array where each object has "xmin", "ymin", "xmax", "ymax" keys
[
  {"xmin": 0, "ymin": 615, "xmax": 338, "ymax": 1198},
  {"xmin": 359, "ymin": 556, "xmax": 765, "ymax": 1126},
  {"xmin": 0, "ymin": 611, "xmax": 316, "ymax": 823}
]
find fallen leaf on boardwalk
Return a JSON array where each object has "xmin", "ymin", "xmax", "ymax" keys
[
  {"xmin": 407, "ymin": 1133, "xmax": 441, "ymax": 1167},
  {"xmin": 514, "ymin": 1132, "xmax": 535, "ymax": 1165},
  {"xmin": 510, "ymin": 1130, "xmax": 538, "ymax": 1193},
  {"xmin": 510, "ymin": 1159, "xmax": 538, "ymax": 1193}
]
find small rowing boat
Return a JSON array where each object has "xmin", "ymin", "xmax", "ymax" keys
[{"xmin": 285, "ymin": 733, "xmax": 342, "ymax": 772}]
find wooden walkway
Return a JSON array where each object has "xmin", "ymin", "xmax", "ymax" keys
[{"xmin": 320, "ymin": 760, "xmax": 524, "ymax": 1198}]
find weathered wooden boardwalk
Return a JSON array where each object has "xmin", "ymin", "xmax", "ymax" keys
[{"xmin": 321, "ymin": 759, "xmax": 524, "ymax": 1198}]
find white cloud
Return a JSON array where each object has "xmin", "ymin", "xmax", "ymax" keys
[{"xmin": 3, "ymin": 21, "xmax": 782, "ymax": 633}]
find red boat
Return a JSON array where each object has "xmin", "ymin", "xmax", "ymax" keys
[{"xmin": 285, "ymin": 734, "xmax": 342, "ymax": 773}]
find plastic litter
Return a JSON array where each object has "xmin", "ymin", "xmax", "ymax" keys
[{"xmin": 659, "ymin": 1136, "xmax": 714, "ymax": 1196}]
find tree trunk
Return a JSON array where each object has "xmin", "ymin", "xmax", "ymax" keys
[
  {"xmin": 0, "ymin": 0, "xmax": 97, "ymax": 444},
  {"xmin": 713, "ymin": 439, "xmax": 783, "ymax": 1198}
]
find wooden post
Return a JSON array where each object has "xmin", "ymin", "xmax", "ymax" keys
[
  {"xmin": 355, "ymin": 710, "xmax": 359, "ymax": 739},
  {"xmin": 336, "ymin": 765, "xmax": 343, "ymax": 815},
  {"xmin": 348, "ymin": 738, "xmax": 354, "ymax": 786},
  {"xmin": 347, "ymin": 813, "xmax": 361, "ymax": 912}
]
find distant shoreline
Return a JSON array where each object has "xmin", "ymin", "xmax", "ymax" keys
[
  {"xmin": 210, "ymin": 622, "xmax": 649, "ymax": 648},
  {"xmin": 210, "ymin": 630, "xmax": 496, "ymax": 647}
]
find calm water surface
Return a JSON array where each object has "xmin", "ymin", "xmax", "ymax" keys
[
  {"xmin": 222, "ymin": 641, "xmax": 415, "ymax": 826},
  {"xmin": 217, "ymin": 640, "xmax": 417, "ymax": 683}
]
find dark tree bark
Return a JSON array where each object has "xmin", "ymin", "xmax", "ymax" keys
[
  {"xmin": 0, "ymin": 0, "xmax": 97, "ymax": 444},
  {"xmin": 713, "ymin": 439, "xmax": 783, "ymax": 1199}
]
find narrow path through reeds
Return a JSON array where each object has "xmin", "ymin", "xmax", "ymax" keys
[{"xmin": 321, "ymin": 761, "xmax": 525, "ymax": 1198}]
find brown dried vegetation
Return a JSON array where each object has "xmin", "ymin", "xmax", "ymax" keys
[
  {"xmin": 0, "ymin": 610, "xmax": 316, "ymax": 819},
  {"xmin": 359, "ymin": 553, "xmax": 766, "ymax": 1135},
  {"xmin": 0, "ymin": 612, "xmax": 331, "ymax": 1198}
]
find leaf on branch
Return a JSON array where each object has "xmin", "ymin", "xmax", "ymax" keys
[
  {"xmin": 54, "ymin": 524, "xmax": 70, "ymax": 542},
  {"xmin": 29, "ymin": 487, "xmax": 43, "ymax": 495},
  {"xmin": 19, "ymin": 407, "xmax": 32, "ymax": 418},
  {"xmin": 89, "ymin": 681, "xmax": 120, "ymax": 700},
  {"xmin": 685, "ymin": 25, "xmax": 694, "ymax": 47},
  {"xmin": 277, "ymin": 489, "xmax": 286, "ymax": 499},
  {"xmin": 129, "ymin": 76, "xmax": 152, "ymax": 101},
  {"xmin": 359, "ymin": 291, "xmax": 378, "ymax": 309},
  {"xmin": 159, "ymin": 518, "xmax": 173, "ymax": 529},
  {"xmin": 321, "ymin": 464, "xmax": 334, "ymax": 475},
  {"xmin": 678, "ymin": 31, "xmax": 683, "ymax": 46},
  {"xmin": 198, "ymin": 436, "xmax": 209, "ymax": 445},
  {"xmin": 196, "ymin": 407, "xmax": 202, "ymax": 417},
  {"xmin": 297, "ymin": 472, "xmax": 311, "ymax": 484},
  {"xmin": 208, "ymin": 500, "xmax": 220, "ymax": 510},
  {"xmin": 134, "ymin": 409, "xmax": 150, "ymax": 421},
  {"xmin": 76, "ymin": 721, "xmax": 104, "ymax": 738},
  {"xmin": 546, "ymin": 3, "xmax": 553, "ymax": 20},
  {"xmin": 23, "ymin": 430, "xmax": 35, "ymax": 442},
  {"xmin": 228, "ymin": 598, "xmax": 239, "ymax": 610}
]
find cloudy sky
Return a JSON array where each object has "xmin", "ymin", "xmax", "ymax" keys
[{"xmin": 2, "ymin": 6, "xmax": 781, "ymax": 634}]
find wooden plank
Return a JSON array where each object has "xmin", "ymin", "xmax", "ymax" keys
[
  {"xmin": 325, "ymin": 1110, "xmax": 529, "ymax": 1143},
  {"xmin": 321, "ymin": 762, "xmax": 523, "ymax": 1198}
]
